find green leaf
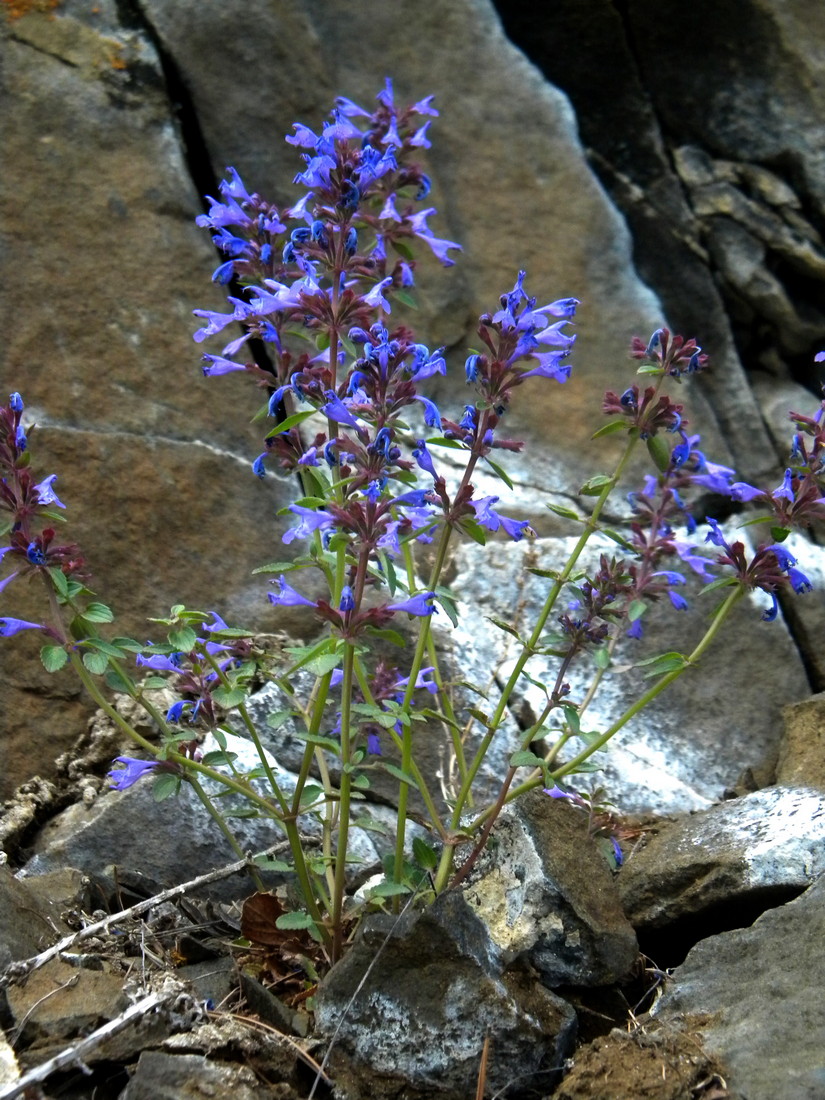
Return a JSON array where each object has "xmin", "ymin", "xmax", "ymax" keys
[
  {"xmin": 390, "ymin": 239, "xmax": 415, "ymax": 261},
  {"xmin": 82, "ymin": 651, "xmax": 109, "ymax": 675},
  {"xmin": 579, "ymin": 474, "xmax": 614, "ymax": 496},
  {"xmin": 412, "ymin": 837, "xmax": 439, "ymax": 870},
  {"xmin": 266, "ymin": 709, "xmax": 295, "ymax": 731},
  {"xmin": 591, "ymin": 418, "xmax": 629, "ymax": 440},
  {"xmin": 82, "ymin": 602, "xmax": 114, "ymax": 624},
  {"xmin": 40, "ymin": 645, "xmax": 68, "ymax": 672},
  {"xmin": 201, "ymin": 750, "xmax": 239, "ymax": 767},
  {"xmin": 627, "ymin": 599, "xmax": 648, "ymax": 622},
  {"xmin": 85, "ymin": 638, "xmax": 127, "ymax": 658},
  {"xmin": 545, "ymin": 502, "xmax": 582, "ymax": 521},
  {"xmin": 646, "ymin": 434, "xmax": 672, "ymax": 472},
  {"xmin": 395, "ymin": 289, "xmax": 418, "ymax": 309},
  {"xmin": 298, "ymin": 784, "xmax": 325, "ymax": 808},
  {"xmin": 434, "ymin": 587, "xmax": 459, "ymax": 628},
  {"xmin": 600, "ymin": 527, "xmax": 636, "ymax": 552},
  {"xmin": 275, "ymin": 910, "xmax": 318, "ymax": 931},
  {"xmin": 47, "ymin": 567, "xmax": 69, "ymax": 599},
  {"xmin": 698, "ymin": 577, "xmax": 738, "ymax": 596},
  {"xmin": 770, "ymin": 526, "xmax": 791, "ymax": 543},
  {"xmin": 168, "ymin": 626, "xmax": 197, "ymax": 652},
  {"xmin": 380, "ymin": 763, "xmax": 419, "ymax": 789},
  {"xmin": 459, "ymin": 518, "xmax": 487, "ymax": 545},
  {"xmin": 351, "ymin": 773, "xmax": 371, "ymax": 789},
  {"xmin": 152, "ymin": 773, "xmax": 181, "ymax": 802},
  {"xmin": 487, "ymin": 616, "xmax": 523, "ymax": 641},
  {"xmin": 509, "ymin": 750, "xmax": 546, "ymax": 768},
  {"xmin": 593, "ymin": 645, "xmax": 611, "ymax": 669},
  {"xmin": 368, "ymin": 880, "xmax": 412, "ymax": 898},
  {"xmin": 140, "ymin": 675, "xmax": 169, "ymax": 690},
  {"xmin": 252, "ymin": 856, "xmax": 291, "ymax": 872},
  {"xmin": 110, "ymin": 636, "xmax": 144, "ymax": 651},
  {"xmin": 105, "ymin": 667, "xmax": 135, "ymax": 692},
  {"xmin": 291, "ymin": 730, "xmax": 343, "ymax": 754},
  {"xmin": 212, "ymin": 686, "xmax": 247, "ymax": 709},
  {"xmin": 636, "ymin": 363, "xmax": 664, "ymax": 375},
  {"xmin": 636, "ymin": 651, "xmax": 689, "ymax": 677},
  {"xmin": 264, "ymin": 408, "xmax": 317, "ymax": 439},
  {"xmin": 252, "ymin": 560, "xmax": 305, "ymax": 575},
  {"xmin": 483, "ymin": 456, "xmax": 514, "ymax": 490},
  {"xmin": 306, "ymin": 652, "xmax": 342, "ymax": 676}
]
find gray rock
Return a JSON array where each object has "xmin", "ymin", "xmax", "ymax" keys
[
  {"xmin": 777, "ymin": 693, "xmax": 825, "ymax": 791},
  {"xmin": 619, "ymin": 786, "xmax": 825, "ymax": 928},
  {"xmin": 314, "ymin": 889, "xmax": 576, "ymax": 1099},
  {"xmin": 652, "ymin": 872, "xmax": 825, "ymax": 1100},
  {"xmin": 120, "ymin": 1050, "xmax": 277, "ymax": 1100},
  {"xmin": 443, "ymin": 536, "xmax": 809, "ymax": 815},
  {"xmin": 461, "ymin": 791, "xmax": 638, "ymax": 986},
  {"xmin": 19, "ymin": 730, "xmax": 381, "ymax": 900}
]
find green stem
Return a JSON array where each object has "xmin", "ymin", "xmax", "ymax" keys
[
  {"xmin": 391, "ymin": 520, "xmax": 454, "ymax": 886},
  {"xmin": 186, "ymin": 775, "xmax": 265, "ymax": 891},
  {"xmin": 331, "ymin": 643, "xmax": 355, "ymax": 962},
  {"xmin": 448, "ymin": 432, "xmax": 641, "ymax": 829}
]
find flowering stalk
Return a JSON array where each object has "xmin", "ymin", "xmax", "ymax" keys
[{"xmin": 3, "ymin": 80, "xmax": 822, "ymax": 962}]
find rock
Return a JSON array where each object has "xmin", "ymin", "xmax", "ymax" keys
[
  {"xmin": 120, "ymin": 1050, "xmax": 281, "ymax": 1100},
  {"xmin": 652, "ymin": 872, "xmax": 825, "ymax": 1100},
  {"xmin": 555, "ymin": 1026, "xmax": 727, "ymax": 1100},
  {"xmin": 777, "ymin": 693, "xmax": 825, "ymax": 790},
  {"xmin": 18, "ymin": 730, "xmax": 381, "ymax": 901},
  {"xmin": 313, "ymin": 889, "xmax": 576, "ymax": 1099},
  {"xmin": 0, "ymin": 0, "xmax": 667, "ymax": 794},
  {"xmin": 461, "ymin": 791, "xmax": 638, "ymax": 986},
  {"xmin": 444, "ymin": 536, "xmax": 809, "ymax": 815},
  {"xmin": 5, "ymin": 956, "xmax": 127, "ymax": 1046},
  {"xmin": 0, "ymin": 865, "xmax": 88, "ymax": 969},
  {"xmin": 619, "ymin": 786, "xmax": 825, "ymax": 929}
]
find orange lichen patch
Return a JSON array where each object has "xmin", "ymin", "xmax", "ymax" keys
[
  {"xmin": 1, "ymin": 0, "xmax": 61, "ymax": 20},
  {"xmin": 106, "ymin": 41, "xmax": 127, "ymax": 70}
]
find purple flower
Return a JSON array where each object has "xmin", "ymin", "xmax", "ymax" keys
[
  {"xmin": 414, "ymin": 395, "xmax": 443, "ymax": 429},
  {"xmin": 387, "ymin": 591, "xmax": 437, "ymax": 616},
  {"xmin": 268, "ymin": 575, "xmax": 318, "ymax": 608},
  {"xmin": 34, "ymin": 474, "xmax": 65, "ymax": 509},
  {"xmin": 406, "ymin": 209, "xmax": 462, "ymax": 266},
  {"xmin": 412, "ymin": 439, "xmax": 439, "ymax": 480},
  {"xmin": 136, "ymin": 652, "xmax": 184, "ymax": 671},
  {"xmin": 166, "ymin": 700, "xmax": 193, "ymax": 723},
  {"xmin": 366, "ymin": 730, "xmax": 382, "ymax": 755},
  {"xmin": 0, "ymin": 617, "xmax": 47, "ymax": 636},
  {"xmin": 470, "ymin": 496, "xmax": 531, "ymax": 541},
  {"xmin": 107, "ymin": 756, "xmax": 161, "ymax": 791},
  {"xmin": 772, "ymin": 469, "xmax": 795, "ymax": 503},
  {"xmin": 202, "ymin": 354, "xmax": 247, "ymax": 377},
  {"xmin": 321, "ymin": 391, "xmax": 364, "ymax": 430},
  {"xmin": 339, "ymin": 585, "xmax": 355, "ymax": 612},
  {"xmin": 282, "ymin": 504, "xmax": 335, "ymax": 545}
]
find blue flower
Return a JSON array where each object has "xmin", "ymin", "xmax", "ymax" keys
[
  {"xmin": 201, "ymin": 354, "xmax": 247, "ymax": 377},
  {"xmin": 414, "ymin": 395, "xmax": 442, "ymax": 429},
  {"xmin": 282, "ymin": 504, "xmax": 335, "ymax": 544},
  {"xmin": 0, "ymin": 617, "xmax": 47, "ymax": 637},
  {"xmin": 9, "ymin": 393, "xmax": 23, "ymax": 412},
  {"xmin": 387, "ymin": 592, "xmax": 437, "ymax": 617},
  {"xmin": 107, "ymin": 756, "xmax": 161, "ymax": 791},
  {"xmin": 412, "ymin": 439, "xmax": 439, "ymax": 480},
  {"xmin": 772, "ymin": 469, "xmax": 795, "ymax": 503},
  {"xmin": 136, "ymin": 652, "xmax": 184, "ymax": 671},
  {"xmin": 339, "ymin": 585, "xmax": 355, "ymax": 612},
  {"xmin": 268, "ymin": 575, "xmax": 318, "ymax": 608}
]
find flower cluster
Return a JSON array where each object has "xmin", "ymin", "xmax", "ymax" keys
[{"xmin": 0, "ymin": 393, "xmax": 82, "ymax": 638}]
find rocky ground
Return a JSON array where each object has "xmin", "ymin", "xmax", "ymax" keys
[{"xmin": 1, "ymin": 687, "xmax": 824, "ymax": 1099}]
